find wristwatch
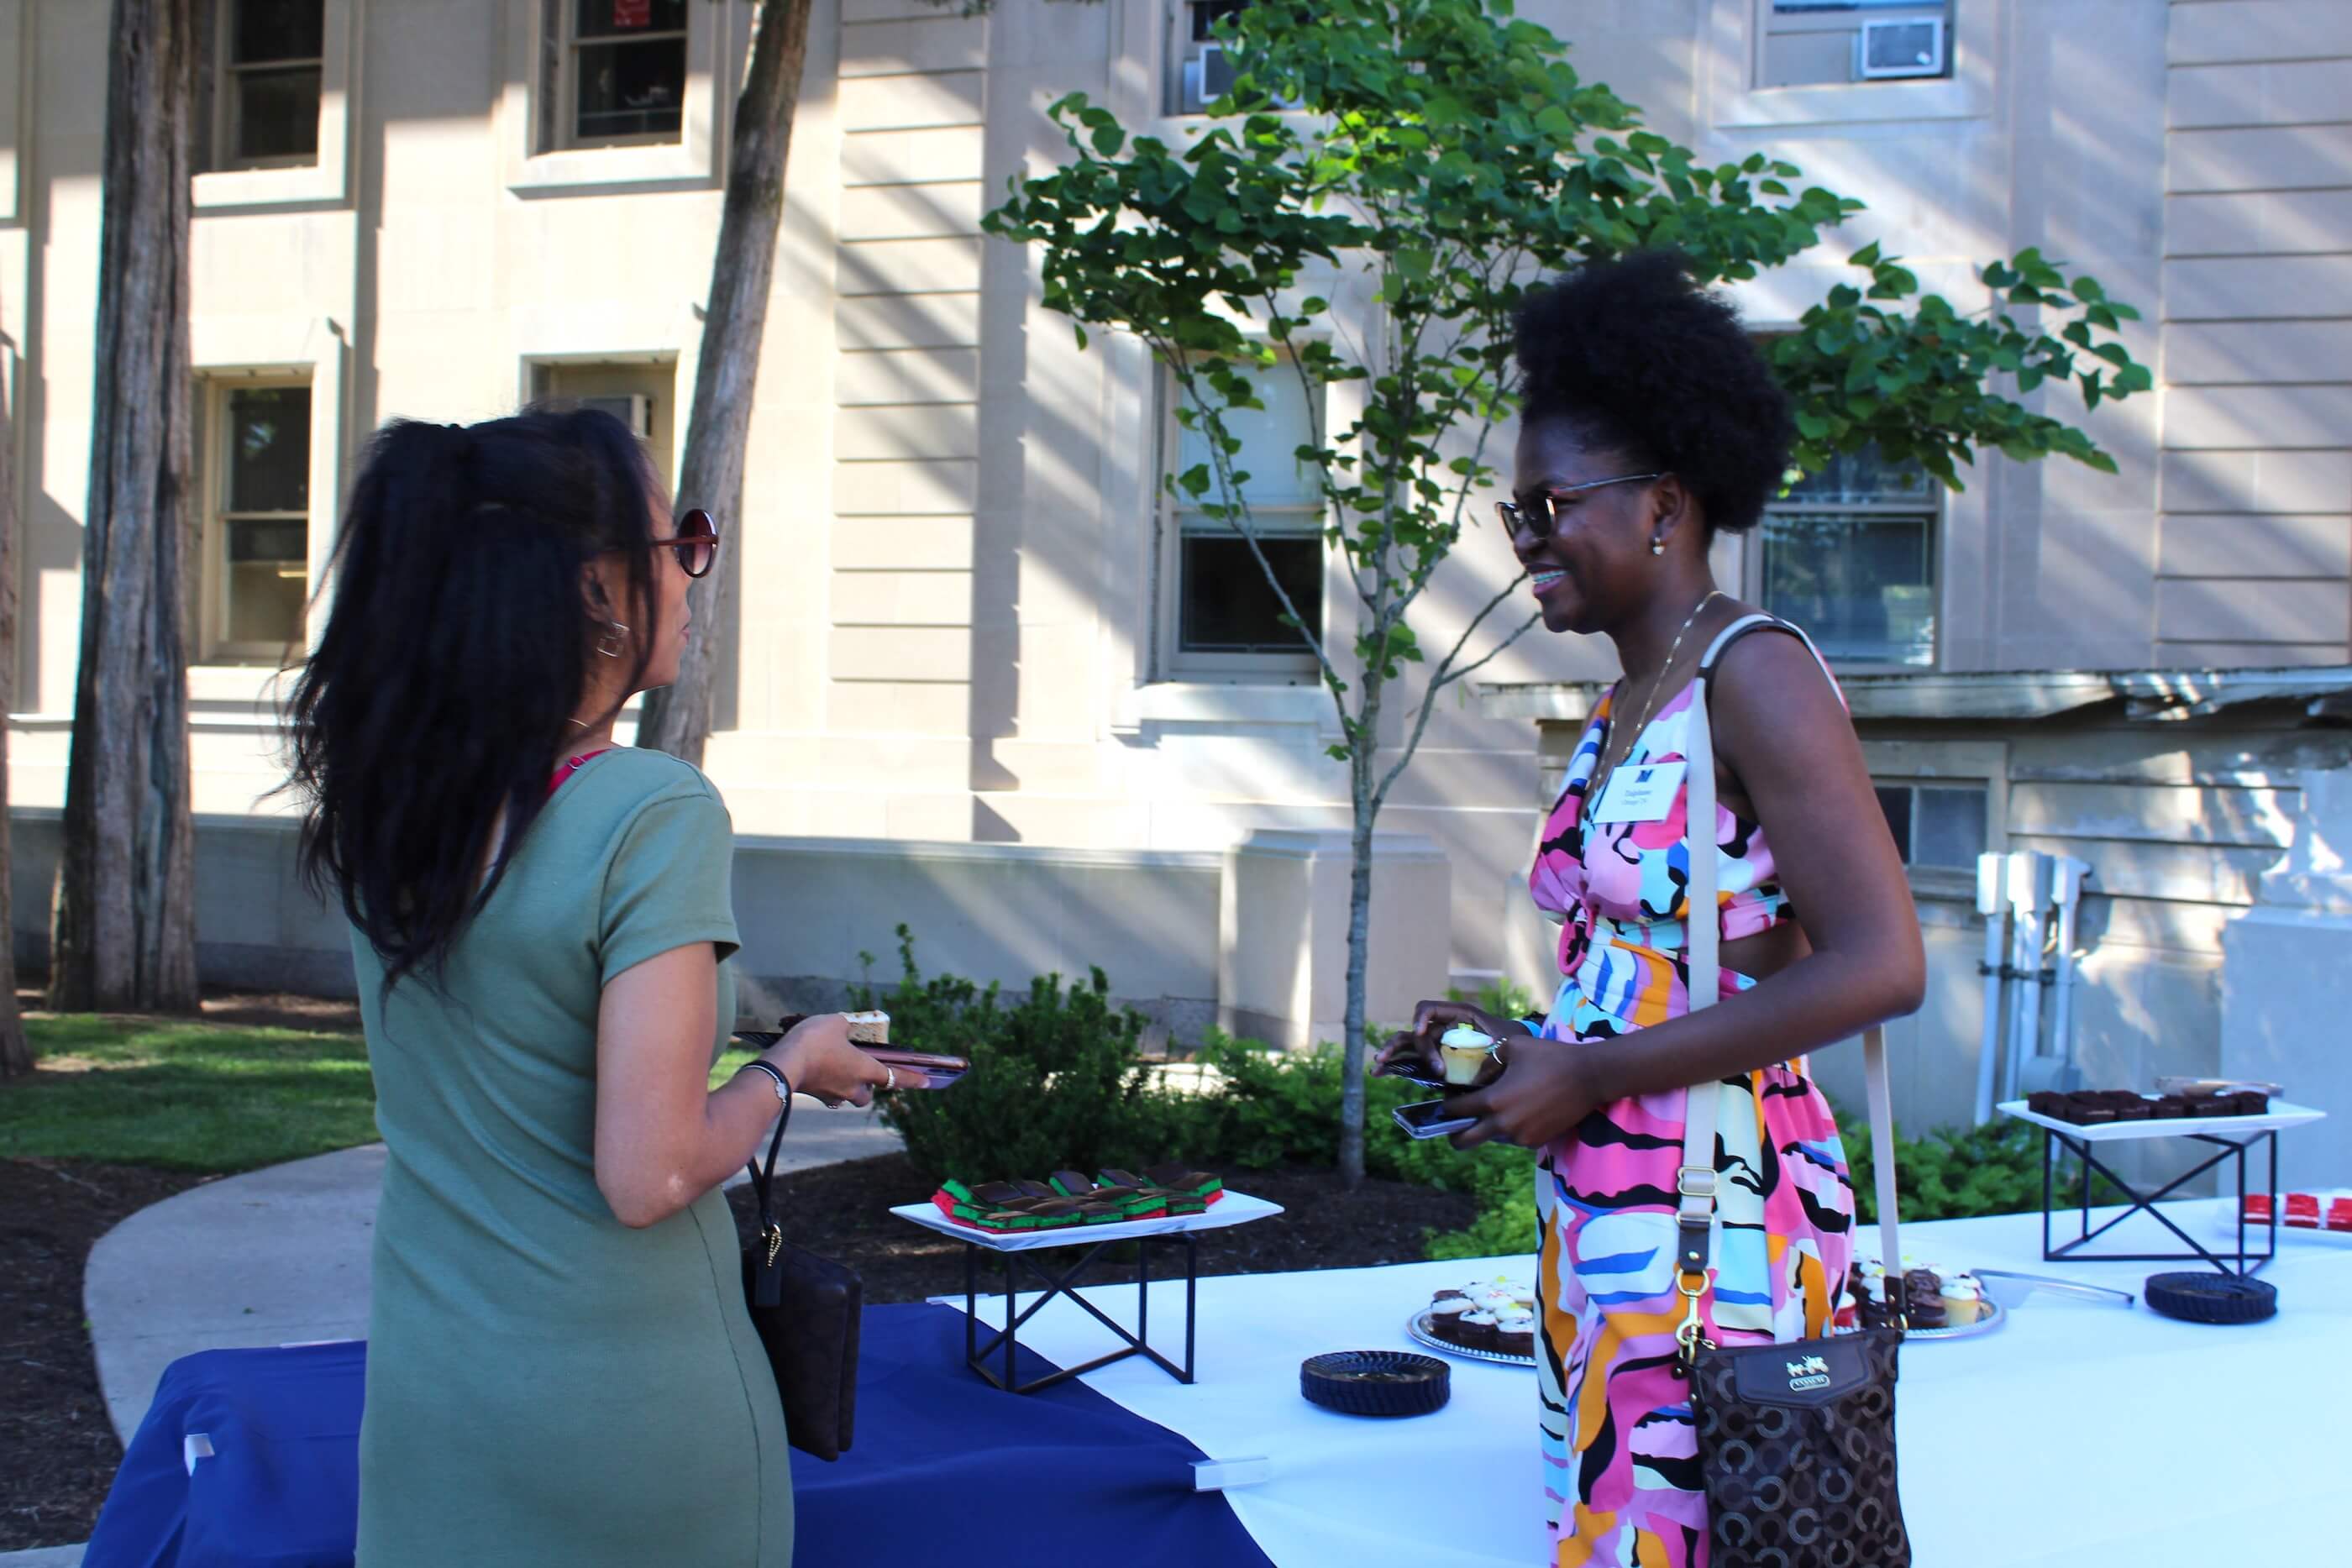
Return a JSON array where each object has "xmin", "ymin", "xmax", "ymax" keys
[{"xmin": 740, "ymin": 1059, "xmax": 792, "ymax": 1103}]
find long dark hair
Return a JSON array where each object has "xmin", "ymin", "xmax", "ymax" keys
[{"xmin": 286, "ymin": 408, "xmax": 661, "ymax": 992}]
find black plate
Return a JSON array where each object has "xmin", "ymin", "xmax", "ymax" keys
[{"xmin": 1299, "ymin": 1350, "xmax": 1451, "ymax": 1417}]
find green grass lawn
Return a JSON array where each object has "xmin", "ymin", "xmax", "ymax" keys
[
  {"xmin": 0, "ymin": 1018, "xmax": 774, "ymax": 1176},
  {"xmin": 0, "ymin": 1015, "xmax": 378, "ymax": 1174}
]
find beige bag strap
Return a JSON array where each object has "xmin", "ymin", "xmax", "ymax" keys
[{"xmin": 1673, "ymin": 616, "xmax": 1901, "ymax": 1332}]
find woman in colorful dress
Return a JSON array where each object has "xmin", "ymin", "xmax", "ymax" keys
[{"xmin": 1388, "ymin": 253, "xmax": 1925, "ymax": 1567}]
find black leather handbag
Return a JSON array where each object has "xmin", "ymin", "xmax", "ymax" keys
[
  {"xmin": 740, "ymin": 1081, "xmax": 863, "ymax": 1461},
  {"xmin": 1671, "ymin": 614, "xmax": 1912, "ymax": 1567}
]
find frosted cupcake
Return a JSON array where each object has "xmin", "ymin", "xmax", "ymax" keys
[
  {"xmin": 1439, "ymin": 1024, "xmax": 1497, "ymax": 1087},
  {"xmin": 1939, "ymin": 1273, "xmax": 1987, "ymax": 1326}
]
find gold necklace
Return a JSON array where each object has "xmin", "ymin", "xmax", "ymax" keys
[{"xmin": 1587, "ymin": 589, "xmax": 1723, "ymax": 817}]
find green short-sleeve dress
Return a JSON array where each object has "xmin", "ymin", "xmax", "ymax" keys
[{"xmin": 351, "ymin": 748, "xmax": 791, "ymax": 1566}]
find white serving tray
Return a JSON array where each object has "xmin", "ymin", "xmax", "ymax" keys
[
  {"xmin": 888, "ymin": 1188, "xmax": 1284, "ymax": 1252},
  {"xmin": 1998, "ymin": 1099, "xmax": 2326, "ymax": 1143}
]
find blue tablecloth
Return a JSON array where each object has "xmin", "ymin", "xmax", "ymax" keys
[{"xmin": 85, "ymin": 1304, "xmax": 1272, "ymax": 1568}]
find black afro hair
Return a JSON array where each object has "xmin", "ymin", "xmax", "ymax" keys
[{"xmin": 1512, "ymin": 251, "xmax": 1794, "ymax": 535}]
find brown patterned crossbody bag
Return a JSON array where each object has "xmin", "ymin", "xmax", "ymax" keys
[{"xmin": 1673, "ymin": 615, "xmax": 1912, "ymax": 1567}]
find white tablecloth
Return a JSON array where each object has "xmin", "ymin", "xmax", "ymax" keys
[{"xmin": 942, "ymin": 1198, "xmax": 2349, "ymax": 1568}]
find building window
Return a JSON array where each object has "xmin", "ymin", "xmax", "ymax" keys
[
  {"xmin": 1170, "ymin": 0, "xmax": 1248, "ymax": 113},
  {"xmin": 550, "ymin": 0, "xmax": 689, "ymax": 149},
  {"xmin": 1163, "ymin": 358, "xmax": 1323, "ymax": 678},
  {"xmin": 1875, "ymin": 779, "xmax": 1987, "ymax": 868},
  {"xmin": 1760, "ymin": 443, "xmax": 1937, "ymax": 667},
  {"xmin": 1761, "ymin": 2, "xmax": 1952, "ymax": 88},
  {"xmin": 210, "ymin": 0, "xmax": 323, "ymax": 170},
  {"xmin": 202, "ymin": 380, "xmax": 312, "ymax": 663},
  {"xmin": 533, "ymin": 359, "xmax": 677, "ymax": 489}
]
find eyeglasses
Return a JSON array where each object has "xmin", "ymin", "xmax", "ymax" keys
[
  {"xmin": 656, "ymin": 508, "xmax": 720, "ymax": 579},
  {"xmin": 1494, "ymin": 472, "xmax": 1667, "ymax": 542}
]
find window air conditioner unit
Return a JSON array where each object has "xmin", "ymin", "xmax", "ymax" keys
[
  {"xmin": 1182, "ymin": 44, "xmax": 1239, "ymax": 113},
  {"xmin": 579, "ymin": 393, "xmax": 654, "ymax": 438},
  {"xmin": 1857, "ymin": 17, "xmax": 1946, "ymax": 80}
]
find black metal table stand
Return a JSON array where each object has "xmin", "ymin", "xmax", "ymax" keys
[
  {"xmin": 961, "ymin": 1231, "xmax": 1200, "ymax": 1395},
  {"xmin": 2039, "ymin": 1125, "xmax": 2280, "ymax": 1277}
]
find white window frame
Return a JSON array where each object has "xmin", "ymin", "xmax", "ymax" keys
[
  {"xmin": 1752, "ymin": 447, "xmax": 1944, "ymax": 673},
  {"xmin": 1703, "ymin": 0, "xmax": 1997, "ymax": 129},
  {"xmin": 502, "ymin": 0, "xmax": 730, "ymax": 197},
  {"xmin": 192, "ymin": 0, "xmax": 354, "ymax": 211},
  {"xmin": 525, "ymin": 353, "xmax": 683, "ymax": 490},
  {"xmin": 1167, "ymin": 0, "xmax": 1244, "ymax": 117},
  {"xmin": 186, "ymin": 317, "xmax": 347, "ymax": 703},
  {"xmin": 553, "ymin": 0, "xmax": 692, "ymax": 152},
  {"xmin": 198, "ymin": 373, "xmax": 317, "ymax": 667},
  {"xmin": 210, "ymin": 0, "xmax": 327, "ymax": 173},
  {"xmin": 1861, "ymin": 738, "xmax": 2007, "ymax": 902},
  {"xmin": 1154, "ymin": 355, "xmax": 1327, "ymax": 684}
]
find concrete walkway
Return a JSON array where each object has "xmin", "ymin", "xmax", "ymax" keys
[{"xmin": 82, "ymin": 1100, "xmax": 903, "ymax": 1445}]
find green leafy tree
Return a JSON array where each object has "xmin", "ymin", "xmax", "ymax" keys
[{"xmin": 983, "ymin": 0, "xmax": 2147, "ymax": 1185}]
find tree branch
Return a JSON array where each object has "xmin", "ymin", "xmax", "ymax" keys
[{"xmin": 1373, "ymin": 602, "xmax": 1544, "ymax": 812}]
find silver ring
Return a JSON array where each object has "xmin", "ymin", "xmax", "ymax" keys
[{"xmin": 885, "ymin": 1066, "xmax": 897, "ymax": 1091}]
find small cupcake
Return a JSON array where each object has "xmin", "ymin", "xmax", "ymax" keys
[
  {"xmin": 1439, "ymin": 1024, "xmax": 1497, "ymax": 1087},
  {"xmin": 1456, "ymin": 1308, "xmax": 1501, "ymax": 1351},
  {"xmin": 1494, "ymin": 1308, "xmax": 1537, "ymax": 1358},
  {"xmin": 1939, "ymin": 1273, "xmax": 1987, "ymax": 1326}
]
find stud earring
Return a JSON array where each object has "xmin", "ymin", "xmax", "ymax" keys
[
  {"xmin": 596, "ymin": 620, "xmax": 630, "ymax": 658},
  {"xmin": 1650, "ymin": 538, "xmax": 1667, "ymax": 556}
]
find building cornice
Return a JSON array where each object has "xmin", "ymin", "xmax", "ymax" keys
[{"xmin": 1477, "ymin": 666, "xmax": 2352, "ymax": 724}]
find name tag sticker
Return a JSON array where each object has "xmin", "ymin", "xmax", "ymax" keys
[{"xmin": 1593, "ymin": 760, "xmax": 1688, "ymax": 824}]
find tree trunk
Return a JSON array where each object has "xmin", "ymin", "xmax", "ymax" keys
[
  {"xmin": 636, "ymin": 0, "xmax": 813, "ymax": 764},
  {"xmin": 0, "ymin": 275, "xmax": 29, "ymax": 1077},
  {"xmin": 50, "ymin": 0, "xmax": 200, "ymax": 1015},
  {"xmin": 1338, "ymin": 663, "xmax": 1390, "ymax": 1189}
]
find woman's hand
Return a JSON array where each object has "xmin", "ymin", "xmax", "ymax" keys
[
  {"xmin": 767, "ymin": 1014, "xmax": 916, "ymax": 1107},
  {"xmin": 1441, "ymin": 1035, "xmax": 1600, "ymax": 1151}
]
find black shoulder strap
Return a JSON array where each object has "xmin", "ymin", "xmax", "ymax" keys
[{"xmin": 747, "ymin": 1088, "xmax": 792, "ymax": 1305}]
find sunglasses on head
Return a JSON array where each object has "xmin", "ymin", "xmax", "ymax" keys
[
  {"xmin": 657, "ymin": 507, "xmax": 720, "ymax": 579},
  {"xmin": 1494, "ymin": 472, "xmax": 1666, "ymax": 542}
]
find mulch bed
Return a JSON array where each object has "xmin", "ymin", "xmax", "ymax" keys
[
  {"xmin": 0, "ymin": 1158, "xmax": 216, "ymax": 1551},
  {"xmin": 727, "ymin": 1152, "xmax": 1478, "ymax": 1305}
]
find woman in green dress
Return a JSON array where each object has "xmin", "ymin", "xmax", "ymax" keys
[{"xmin": 286, "ymin": 409, "xmax": 895, "ymax": 1565}]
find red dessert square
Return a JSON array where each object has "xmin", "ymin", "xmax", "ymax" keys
[
  {"xmin": 2242, "ymin": 1193, "xmax": 2272, "ymax": 1223},
  {"xmin": 2285, "ymin": 1192, "xmax": 2321, "ymax": 1227},
  {"xmin": 2327, "ymin": 1198, "xmax": 2352, "ymax": 1234}
]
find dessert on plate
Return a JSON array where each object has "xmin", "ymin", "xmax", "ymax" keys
[
  {"xmin": 1839, "ymin": 1258, "xmax": 1987, "ymax": 1331},
  {"xmin": 1424, "ymin": 1277, "xmax": 1537, "ymax": 1357},
  {"xmin": 932, "ymin": 1165, "xmax": 1226, "ymax": 1231},
  {"xmin": 2025, "ymin": 1087, "xmax": 2270, "ymax": 1125}
]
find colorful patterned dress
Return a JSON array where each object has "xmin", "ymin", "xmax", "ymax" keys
[{"xmin": 1527, "ymin": 658, "xmax": 1856, "ymax": 1568}]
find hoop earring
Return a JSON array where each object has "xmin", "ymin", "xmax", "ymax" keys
[
  {"xmin": 596, "ymin": 620, "xmax": 630, "ymax": 658},
  {"xmin": 1650, "ymin": 537, "xmax": 1667, "ymax": 556}
]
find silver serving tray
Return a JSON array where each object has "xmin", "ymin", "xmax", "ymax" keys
[
  {"xmin": 1839, "ymin": 1296, "xmax": 2006, "ymax": 1342},
  {"xmin": 1407, "ymin": 1308, "xmax": 1537, "ymax": 1368}
]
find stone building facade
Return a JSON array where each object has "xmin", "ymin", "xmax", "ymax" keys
[{"xmin": 2, "ymin": 1, "xmax": 2347, "ymax": 1155}]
